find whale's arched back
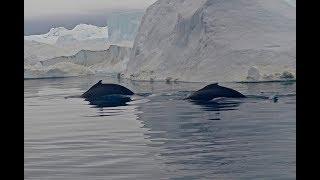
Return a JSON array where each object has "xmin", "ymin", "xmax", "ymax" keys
[
  {"xmin": 201, "ymin": 83, "xmax": 219, "ymax": 90},
  {"xmin": 187, "ymin": 83, "xmax": 245, "ymax": 101},
  {"xmin": 81, "ymin": 80, "xmax": 134, "ymax": 99}
]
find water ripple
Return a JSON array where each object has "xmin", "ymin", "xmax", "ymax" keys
[{"xmin": 25, "ymin": 77, "xmax": 295, "ymax": 180}]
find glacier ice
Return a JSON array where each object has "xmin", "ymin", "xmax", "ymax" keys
[
  {"xmin": 24, "ymin": 62, "xmax": 94, "ymax": 79},
  {"xmin": 24, "ymin": 23, "xmax": 134, "ymax": 79},
  {"xmin": 24, "ymin": 24, "xmax": 109, "ymax": 55},
  {"xmin": 107, "ymin": 11, "xmax": 144, "ymax": 45},
  {"xmin": 247, "ymin": 67, "xmax": 261, "ymax": 81},
  {"xmin": 24, "ymin": 40, "xmax": 74, "ymax": 65},
  {"xmin": 40, "ymin": 45, "xmax": 131, "ymax": 73},
  {"xmin": 124, "ymin": 0, "xmax": 296, "ymax": 82},
  {"xmin": 24, "ymin": 44, "xmax": 131, "ymax": 79},
  {"xmin": 25, "ymin": 24, "xmax": 108, "ymax": 45}
]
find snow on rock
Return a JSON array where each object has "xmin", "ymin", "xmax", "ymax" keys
[{"xmin": 125, "ymin": 0, "xmax": 296, "ymax": 82}]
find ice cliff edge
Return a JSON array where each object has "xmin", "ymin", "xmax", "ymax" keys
[{"xmin": 124, "ymin": 0, "xmax": 296, "ymax": 82}]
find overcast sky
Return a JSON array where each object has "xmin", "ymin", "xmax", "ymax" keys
[
  {"xmin": 24, "ymin": 0, "xmax": 157, "ymax": 35},
  {"xmin": 25, "ymin": 0, "xmax": 156, "ymax": 19}
]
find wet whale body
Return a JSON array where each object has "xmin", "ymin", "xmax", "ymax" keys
[
  {"xmin": 81, "ymin": 80, "xmax": 134, "ymax": 99},
  {"xmin": 80, "ymin": 80, "xmax": 134, "ymax": 107},
  {"xmin": 186, "ymin": 83, "xmax": 246, "ymax": 101}
]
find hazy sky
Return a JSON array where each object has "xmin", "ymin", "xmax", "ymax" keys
[
  {"xmin": 24, "ymin": 0, "xmax": 156, "ymax": 35},
  {"xmin": 25, "ymin": 0, "xmax": 156, "ymax": 19}
]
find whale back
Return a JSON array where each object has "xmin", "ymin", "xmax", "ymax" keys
[
  {"xmin": 200, "ymin": 83, "xmax": 219, "ymax": 90},
  {"xmin": 81, "ymin": 80, "xmax": 134, "ymax": 99},
  {"xmin": 187, "ymin": 83, "xmax": 245, "ymax": 101}
]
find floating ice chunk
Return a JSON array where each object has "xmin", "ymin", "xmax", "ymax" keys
[
  {"xmin": 247, "ymin": 67, "xmax": 261, "ymax": 81},
  {"xmin": 279, "ymin": 71, "xmax": 295, "ymax": 79}
]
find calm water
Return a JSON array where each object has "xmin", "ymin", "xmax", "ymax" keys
[{"xmin": 24, "ymin": 75, "xmax": 296, "ymax": 180}]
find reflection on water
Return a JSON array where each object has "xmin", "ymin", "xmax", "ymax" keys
[
  {"xmin": 85, "ymin": 95, "xmax": 132, "ymax": 108},
  {"xmin": 189, "ymin": 99, "xmax": 242, "ymax": 112},
  {"xmin": 24, "ymin": 76, "xmax": 296, "ymax": 180}
]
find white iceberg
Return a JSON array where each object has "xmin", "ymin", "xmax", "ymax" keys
[
  {"xmin": 24, "ymin": 45, "xmax": 131, "ymax": 79},
  {"xmin": 24, "ymin": 24, "xmax": 108, "ymax": 45},
  {"xmin": 24, "ymin": 62, "xmax": 94, "ymax": 79},
  {"xmin": 125, "ymin": 0, "xmax": 296, "ymax": 82}
]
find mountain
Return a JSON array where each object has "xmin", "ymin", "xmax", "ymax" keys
[{"xmin": 125, "ymin": 0, "xmax": 296, "ymax": 82}]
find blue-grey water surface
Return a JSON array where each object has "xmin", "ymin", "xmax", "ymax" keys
[{"xmin": 24, "ymin": 75, "xmax": 296, "ymax": 180}]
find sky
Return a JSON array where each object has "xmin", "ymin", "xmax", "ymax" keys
[{"xmin": 24, "ymin": 0, "xmax": 157, "ymax": 35}]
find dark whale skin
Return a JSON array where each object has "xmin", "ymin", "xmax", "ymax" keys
[
  {"xmin": 81, "ymin": 80, "xmax": 134, "ymax": 99},
  {"xmin": 186, "ymin": 83, "xmax": 246, "ymax": 101}
]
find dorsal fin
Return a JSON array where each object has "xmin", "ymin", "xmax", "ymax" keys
[
  {"xmin": 93, "ymin": 80, "xmax": 102, "ymax": 87},
  {"xmin": 202, "ymin": 83, "xmax": 219, "ymax": 90},
  {"xmin": 207, "ymin": 83, "xmax": 218, "ymax": 87}
]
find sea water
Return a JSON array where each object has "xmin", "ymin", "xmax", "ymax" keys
[{"xmin": 24, "ymin": 75, "xmax": 296, "ymax": 180}]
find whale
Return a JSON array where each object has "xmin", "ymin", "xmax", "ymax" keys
[
  {"xmin": 186, "ymin": 83, "xmax": 246, "ymax": 101},
  {"xmin": 81, "ymin": 80, "xmax": 134, "ymax": 100}
]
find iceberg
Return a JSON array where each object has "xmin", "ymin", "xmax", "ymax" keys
[
  {"xmin": 24, "ymin": 62, "xmax": 94, "ymax": 79},
  {"xmin": 107, "ymin": 11, "xmax": 144, "ymax": 45},
  {"xmin": 24, "ymin": 45, "xmax": 131, "ymax": 79},
  {"xmin": 24, "ymin": 23, "xmax": 133, "ymax": 79},
  {"xmin": 124, "ymin": 0, "xmax": 296, "ymax": 82},
  {"xmin": 24, "ymin": 40, "xmax": 73, "ymax": 65},
  {"xmin": 24, "ymin": 24, "xmax": 109, "ymax": 54},
  {"xmin": 24, "ymin": 24, "xmax": 108, "ymax": 45}
]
